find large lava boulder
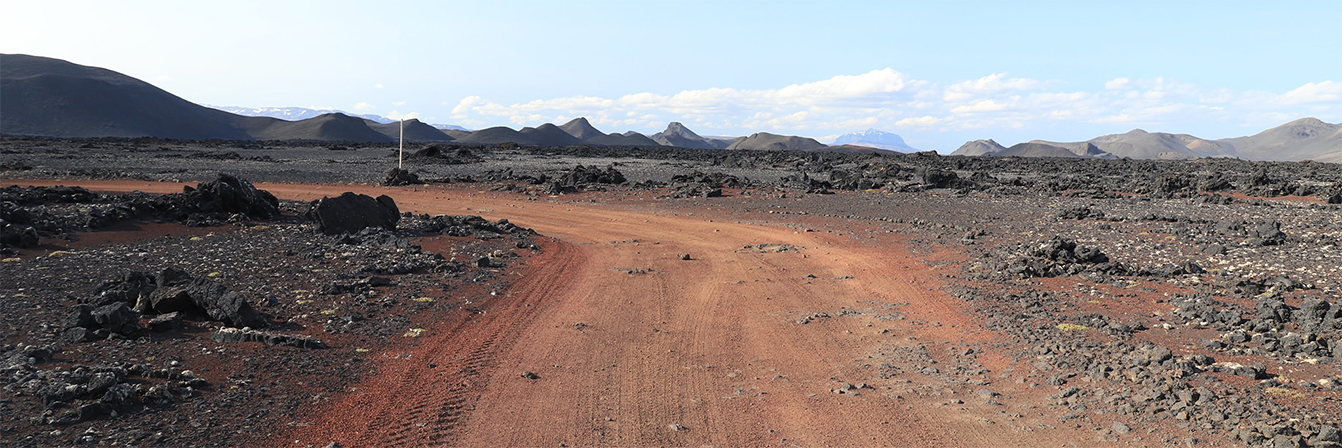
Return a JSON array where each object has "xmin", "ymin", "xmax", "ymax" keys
[
  {"xmin": 307, "ymin": 192, "xmax": 401, "ymax": 235},
  {"xmin": 91, "ymin": 302, "xmax": 143, "ymax": 335},
  {"xmin": 141, "ymin": 267, "xmax": 267, "ymax": 328},
  {"xmin": 919, "ymin": 167, "xmax": 961, "ymax": 189},
  {"xmin": 183, "ymin": 174, "xmax": 280, "ymax": 219},
  {"xmin": 178, "ymin": 277, "xmax": 266, "ymax": 328}
]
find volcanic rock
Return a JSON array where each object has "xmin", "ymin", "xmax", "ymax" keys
[
  {"xmin": 0, "ymin": 221, "xmax": 39, "ymax": 248},
  {"xmin": 181, "ymin": 277, "xmax": 266, "ymax": 328},
  {"xmin": 140, "ymin": 268, "xmax": 266, "ymax": 328},
  {"xmin": 382, "ymin": 167, "xmax": 422, "ymax": 186},
  {"xmin": 91, "ymin": 302, "xmax": 142, "ymax": 335},
  {"xmin": 89, "ymin": 271, "xmax": 157, "ymax": 308},
  {"xmin": 407, "ymin": 143, "xmax": 480, "ymax": 164},
  {"xmin": 147, "ymin": 312, "xmax": 182, "ymax": 333},
  {"xmin": 919, "ymin": 167, "xmax": 961, "ymax": 188},
  {"xmin": 307, "ymin": 192, "xmax": 401, "ymax": 235},
  {"xmin": 63, "ymin": 304, "xmax": 97, "ymax": 329},
  {"xmin": 211, "ymin": 327, "xmax": 327, "ymax": 349},
  {"xmin": 182, "ymin": 173, "xmax": 280, "ymax": 219}
]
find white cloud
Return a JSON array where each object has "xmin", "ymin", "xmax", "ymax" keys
[
  {"xmin": 443, "ymin": 70, "xmax": 1340, "ymax": 140},
  {"xmin": 895, "ymin": 116, "xmax": 942, "ymax": 127},
  {"xmin": 1095, "ymin": 114, "xmax": 1134, "ymax": 124},
  {"xmin": 374, "ymin": 83, "xmax": 385, "ymax": 89},
  {"xmin": 448, "ymin": 69, "xmax": 938, "ymax": 135},
  {"xmin": 451, "ymin": 96, "xmax": 484, "ymax": 114},
  {"xmin": 386, "ymin": 111, "xmax": 420, "ymax": 120},
  {"xmin": 944, "ymin": 73, "xmax": 1043, "ymax": 102},
  {"xmin": 352, "ymin": 102, "xmax": 376, "ymax": 111},
  {"xmin": 1277, "ymin": 81, "xmax": 1342, "ymax": 105},
  {"xmin": 951, "ymin": 100, "xmax": 1008, "ymax": 114},
  {"xmin": 393, "ymin": 101, "xmax": 407, "ymax": 106}
]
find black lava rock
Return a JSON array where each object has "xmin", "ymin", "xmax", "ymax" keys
[
  {"xmin": 91, "ymin": 302, "xmax": 142, "ymax": 335},
  {"xmin": 307, "ymin": 192, "xmax": 401, "ymax": 235},
  {"xmin": 382, "ymin": 167, "xmax": 422, "ymax": 186},
  {"xmin": 183, "ymin": 173, "xmax": 280, "ymax": 220}
]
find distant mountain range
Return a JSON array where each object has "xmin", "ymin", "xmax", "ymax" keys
[
  {"xmin": 210, "ymin": 106, "xmax": 389, "ymax": 124},
  {"xmin": 4, "ymin": 54, "xmax": 1339, "ymax": 161},
  {"xmin": 559, "ymin": 118, "xmax": 661, "ymax": 147},
  {"xmin": 650, "ymin": 122, "xmax": 732, "ymax": 149},
  {"xmin": 952, "ymin": 118, "xmax": 1342, "ymax": 163},
  {"xmin": 0, "ymin": 54, "xmax": 830, "ymax": 151},
  {"xmin": 830, "ymin": 129, "xmax": 919, "ymax": 152},
  {"xmin": 213, "ymin": 106, "xmax": 471, "ymax": 132}
]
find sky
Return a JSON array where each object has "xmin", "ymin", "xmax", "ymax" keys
[{"xmin": 2, "ymin": 0, "xmax": 1339, "ymax": 151}]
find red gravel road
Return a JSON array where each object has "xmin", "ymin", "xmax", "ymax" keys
[{"xmin": 11, "ymin": 180, "xmax": 1091, "ymax": 447}]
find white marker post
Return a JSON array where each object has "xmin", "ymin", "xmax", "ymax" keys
[{"xmin": 398, "ymin": 118, "xmax": 404, "ymax": 169}]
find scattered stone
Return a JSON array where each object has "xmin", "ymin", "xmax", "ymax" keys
[
  {"xmin": 1058, "ymin": 206, "xmax": 1105, "ymax": 220},
  {"xmin": 796, "ymin": 312, "xmax": 830, "ymax": 325},
  {"xmin": 381, "ymin": 167, "xmax": 422, "ymax": 186},
  {"xmin": 665, "ymin": 183, "xmax": 723, "ymax": 198},
  {"xmin": 211, "ymin": 327, "xmax": 327, "ymax": 349},
  {"xmin": 147, "ymin": 312, "xmax": 182, "ymax": 333}
]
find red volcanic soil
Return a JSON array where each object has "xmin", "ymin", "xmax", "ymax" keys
[
  {"xmin": 10, "ymin": 180, "xmax": 1094, "ymax": 447},
  {"xmin": 11, "ymin": 178, "xmax": 1342, "ymax": 448}
]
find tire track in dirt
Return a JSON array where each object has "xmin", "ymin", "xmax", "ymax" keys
[
  {"xmin": 12, "ymin": 180, "xmax": 1092, "ymax": 447},
  {"xmin": 289, "ymin": 238, "xmax": 584, "ymax": 447}
]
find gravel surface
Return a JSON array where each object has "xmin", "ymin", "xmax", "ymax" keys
[{"xmin": 4, "ymin": 136, "xmax": 1342, "ymax": 447}]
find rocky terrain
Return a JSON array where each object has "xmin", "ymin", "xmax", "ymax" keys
[
  {"xmin": 3, "ymin": 136, "xmax": 1342, "ymax": 447},
  {"xmin": 1, "ymin": 168, "xmax": 543, "ymax": 446}
]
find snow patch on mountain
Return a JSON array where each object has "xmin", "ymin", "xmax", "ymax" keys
[{"xmin": 830, "ymin": 129, "xmax": 918, "ymax": 152}]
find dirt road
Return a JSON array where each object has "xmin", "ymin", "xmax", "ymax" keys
[{"xmin": 14, "ymin": 180, "xmax": 1082, "ymax": 447}]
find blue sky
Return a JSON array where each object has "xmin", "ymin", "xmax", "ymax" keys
[{"xmin": 3, "ymin": 0, "xmax": 1339, "ymax": 151}]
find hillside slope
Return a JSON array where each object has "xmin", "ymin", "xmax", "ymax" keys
[
  {"xmin": 1, "ymin": 54, "xmax": 405, "ymax": 142},
  {"xmin": 726, "ymin": 132, "xmax": 827, "ymax": 151},
  {"xmin": 0, "ymin": 54, "xmax": 251, "ymax": 139}
]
